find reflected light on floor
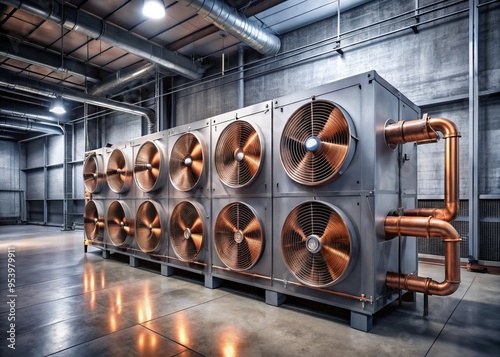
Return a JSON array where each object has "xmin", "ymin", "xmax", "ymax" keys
[
  {"xmin": 109, "ymin": 315, "xmax": 117, "ymax": 332},
  {"xmin": 174, "ymin": 314, "xmax": 189, "ymax": 346},
  {"xmin": 137, "ymin": 331, "xmax": 158, "ymax": 352},
  {"xmin": 220, "ymin": 328, "xmax": 239, "ymax": 357},
  {"xmin": 101, "ymin": 270, "xmax": 106, "ymax": 288}
]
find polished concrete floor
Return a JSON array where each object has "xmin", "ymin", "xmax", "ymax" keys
[{"xmin": 0, "ymin": 225, "xmax": 499, "ymax": 356}]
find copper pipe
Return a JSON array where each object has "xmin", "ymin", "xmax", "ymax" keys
[
  {"xmin": 385, "ymin": 115, "xmax": 461, "ymax": 221},
  {"xmin": 385, "ymin": 216, "xmax": 461, "ymax": 296}
]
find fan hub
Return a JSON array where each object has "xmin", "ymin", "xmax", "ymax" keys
[
  {"xmin": 146, "ymin": 163, "xmax": 152, "ymax": 170},
  {"xmin": 120, "ymin": 221, "xmax": 125, "ymax": 227},
  {"xmin": 305, "ymin": 136, "xmax": 321, "ymax": 152},
  {"xmin": 183, "ymin": 155, "xmax": 193, "ymax": 167},
  {"xmin": 306, "ymin": 235, "xmax": 322, "ymax": 254},
  {"xmin": 234, "ymin": 230, "xmax": 244, "ymax": 243},
  {"xmin": 149, "ymin": 224, "xmax": 153, "ymax": 230},
  {"xmin": 183, "ymin": 228, "xmax": 192, "ymax": 240},
  {"xmin": 116, "ymin": 168, "xmax": 122, "ymax": 174},
  {"xmin": 234, "ymin": 148, "xmax": 245, "ymax": 162}
]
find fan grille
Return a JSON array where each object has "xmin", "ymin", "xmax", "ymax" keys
[
  {"xmin": 84, "ymin": 200, "xmax": 104, "ymax": 241},
  {"xmin": 214, "ymin": 202, "xmax": 264, "ymax": 271},
  {"xmin": 280, "ymin": 100, "xmax": 355, "ymax": 186},
  {"xmin": 83, "ymin": 154, "xmax": 104, "ymax": 193},
  {"xmin": 134, "ymin": 141, "xmax": 164, "ymax": 192},
  {"xmin": 106, "ymin": 200, "xmax": 134, "ymax": 247},
  {"xmin": 281, "ymin": 201, "xmax": 354, "ymax": 287},
  {"xmin": 215, "ymin": 121, "xmax": 263, "ymax": 188},
  {"xmin": 106, "ymin": 149, "xmax": 132, "ymax": 193},
  {"xmin": 169, "ymin": 201, "xmax": 205, "ymax": 262},
  {"xmin": 136, "ymin": 201, "xmax": 163, "ymax": 253},
  {"xmin": 169, "ymin": 133, "xmax": 205, "ymax": 192}
]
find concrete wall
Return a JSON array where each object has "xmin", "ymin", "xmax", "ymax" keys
[
  {"xmin": 0, "ymin": 140, "xmax": 21, "ymax": 221},
  {"xmin": 174, "ymin": 0, "xmax": 500, "ymax": 197}
]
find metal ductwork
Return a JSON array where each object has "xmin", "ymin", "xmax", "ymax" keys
[
  {"xmin": 0, "ymin": 101, "xmax": 58, "ymax": 123},
  {"xmin": 384, "ymin": 115, "xmax": 462, "ymax": 296},
  {"xmin": 0, "ymin": 117, "xmax": 63, "ymax": 136},
  {"xmin": 178, "ymin": 0, "xmax": 281, "ymax": 56},
  {"xmin": 1, "ymin": 0, "xmax": 205, "ymax": 80},
  {"xmin": 89, "ymin": 63, "xmax": 158, "ymax": 97},
  {"xmin": 0, "ymin": 69, "xmax": 157, "ymax": 134}
]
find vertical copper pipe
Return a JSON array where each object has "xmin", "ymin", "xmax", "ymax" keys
[
  {"xmin": 385, "ymin": 216, "xmax": 461, "ymax": 296},
  {"xmin": 384, "ymin": 115, "xmax": 461, "ymax": 296},
  {"xmin": 385, "ymin": 116, "xmax": 461, "ymax": 221}
]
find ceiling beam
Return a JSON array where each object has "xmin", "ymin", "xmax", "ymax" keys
[{"xmin": 0, "ymin": 35, "xmax": 108, "ymax": 83}]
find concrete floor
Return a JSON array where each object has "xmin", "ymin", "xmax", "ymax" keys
[{"xmin": 0, "ymin": 225, "xmax": 499, "ymax": 356}]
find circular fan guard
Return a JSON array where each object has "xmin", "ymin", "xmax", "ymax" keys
[
  {"xmin": 134, "ymin": 141, "xmax": 165, "ymax": 192},
  {"xmin": 106, "ymin": 149, "xmax": 132, "ymax": 193},
  {"xmin": 106, "ymin": 200, "xmax": 134, "ymax": 247},
  {"xmin": 169, "ymin": 133, "xmax": 205, "ymax": 192},
  {"xmin": 84, "ymin": 200, "xmax": 104, "ymax": 241},
  {"xmin": 280, "ymin": 100, "xmax": 356, "ymax": 186},
  {"xmin": 169, "ymin": 201, "xmax": 205, "ymax": 262},
  {"xmin": 215, "ymin": 120, "xmax": 264, "ymax": 188},
  {"xmin": 135, "ymin": 200, "xmax": 164, "ymax": 253},
  {"xmin": 281, "ymin": 201, "xmax": 357, "ymax": 287},
  {"xmin": 83, "ymin": 154, "xmax": 104, "ymax": 193},
  {"xmin": 214, "ymin": 202, "xmax": 264, "ymax": 271}
]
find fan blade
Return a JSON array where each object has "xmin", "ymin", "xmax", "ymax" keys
[
  {"xmin": 190, "ymin": 216, "xmax": 203, "ymax": 234},
  {"xmin": 317, "ymin": 108, "xmax": 347, "ymax": 140},
  {"xmin": 240, "ymin": 153, "xmax": 260, "ymax": 177},
  {"xmin": 242, "ymin": 131, "xmax": 259, "ymax": 153},
  {"xmin": 190, "ymin": 233, "xmax": 203, "ymax": 252},
  {"xmin": 189, "ymin": 141, "xmax": 203, "ymax": 160},
  {"xmin": 190, "ymin": 159, "xmax": 203, "ymax": 180},
  {"xmin": 151, "ymin": 151, "xmax": 160, "ymax": 168},
  {"xmin": 151, "ymin": 213, "xmax": 160, "ymax": 229},
  {"xmin": 243, "ymin": 235, "xmax": 262, "ymax": 263},
  {"xmin": 241, "ymin": 216, "xmax": 262, "ymax": 238}
]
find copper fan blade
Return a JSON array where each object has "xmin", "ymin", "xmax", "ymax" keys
[
  {"xmin": 190, "ymin": 159, "xmax": 203, "ymax": 180},
  {"xmin": 241, "ymin": 130, "xmax": 260, "ymax": 153},
  {"xmin": 190, "ymin": 216, "xmax": 203, "ymax": 234},
  {"xmin": 216, "ymin": 212, "xmax": 238, "ymax": 233},
  {"xmin": 242, "ymin": 216, "xmax": 263, "ymax": 238},
  {"xmin": 242, "ymin": 235, "xmax": 263, "ymax": 263},
  {"xmin": 317, "ymin": 107, "xmax": 348, "ymax": 140},
  {"xmin": 190, "ymin": 233, "xmax": 203, "ymax": 252},
  {"xmin": 189, "ymin": 141, "xmax": 203, "ymax": 160},
  {"xmin": 281, "ymin": 201, "xmax": 354, "ymax": 287}
]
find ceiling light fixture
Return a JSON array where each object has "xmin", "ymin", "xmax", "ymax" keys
[
  {"xmin": 143, "ymin": 0, "xmax": 165, "ymax": 19},
  {"xmin": 49, "ymin": 97, "xmax": 66, "ymax": 115}
]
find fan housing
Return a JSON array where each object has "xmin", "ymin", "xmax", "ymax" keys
[
  {"xmin": 83, "ymin": 153, "xmax": 105, "ymax": 193},
  {"xmin": 169, "ymin": 132, "xmax": 206, "ymax": 192},
  {"xmin": 280, "ymin": 100, "xmax": 356, "ymax": 186},
  {"xmin": 84, "ymin": 200, "xmax": 104, "ymax": 241},
  {"xmin": 169, "ymin": 200, "xmax": 206, "ymax": 262},
  {"xmin": 281, "ymin": 200, "xmax": 358, "ymax": 287},
  {"xmin": 106, "ymin": 200, "xmax": 134, "ymax": 247},
  {"xmin": 214, "ymin": 201, "xmax": 264, "ymax": 271},
  {"xmin": 135, "ymin": 200, "xmax": 165, "ymax": 253},
  {"xmin": 106, "ymin": 149, "xmax": 133, "ymax": 194},
  {"xmin": 214, "ymin": 120, "xmax": 264, "ymax": 188},
  {"xmin": 134, "ymin": 140, "xmax": 165, "ymax": 193}
]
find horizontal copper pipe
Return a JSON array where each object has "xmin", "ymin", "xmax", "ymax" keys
[
  {"xmin": 385, "ymin": 116, "xmax": 461, "ymax": 221},
  {"xmin": 385, "ymin": 216, "xmax": 461, "ymax": 296}
]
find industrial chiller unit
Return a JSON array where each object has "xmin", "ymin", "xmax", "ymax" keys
[{"xmin": 83, "ymin": 71, "xmax": 462, "ymax": 331}]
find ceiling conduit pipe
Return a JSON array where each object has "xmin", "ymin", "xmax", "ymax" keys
[
  {"xmin": 89, "ymin": 63, "xmax": 159, "ymax": 97},
  {"xmin": 0, "ymin": 101, "xmax": 58, "ymax": 123},
  {"xmin": 0, "ymin": 0, "xmax": 205, "ymax": 80},
  {"xmin": 0, "ymin": 70, "xmax": 157, "ymax": 134},
  {"xmin": 0, "ymin": 117, "xmax": 64, "ymax": 136},
  {"xmin": 384, "ymin": 115, "xmax": 462, "ymax": 296},
  {"xmin": 178, "ymin": 0, "xmax": 281, "ymax": 56}
]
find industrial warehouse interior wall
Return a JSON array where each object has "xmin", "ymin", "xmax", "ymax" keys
[
  {"xmin": 0, "ymin": 141, "xmax": 22, "ymax": 224},
  {"xmin": 173, "ymin": 0, "xmax": 500, "ymax": 261}
]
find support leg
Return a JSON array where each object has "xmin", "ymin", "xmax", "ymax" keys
[
  {"xmin": 129, "ymin": 256, "xmax": 140, "ymax": 268},
  {"xmin": 350, "ymin": 311, "xmax": 373, "ymax": 332},
  {"xmin": 102, "ymin": 250, "xmax": 110, "ymax": 259},
  {"xmin": 205, "ymin": 275, "xmax": 222, "ymax": 289},
  {"xmin": 423, "ymin": 293, "xmax": 429, "ymax": 317},
  {"xmin": 161, "ymin": 265, "xmax": 174, "ymax": 277},
  {"xmin": 265, "ymin": 290, "xmax": 286, "ymax": 306}
]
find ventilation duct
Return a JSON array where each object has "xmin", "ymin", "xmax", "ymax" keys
[
  {"xmin": 1, "ymin": 0, "xmax": 204, "ymax": 80},
  {"xmin": 0, "ymin": 69, "xmax": 157, "ymax": 134},
  {"xmin": 0, "ymin": 101, "xmax": 58, "ymax": 123},
  {"xmin": 0, "ymin": 117, "xmax": 63, "ymax": 136},
  {"xmin": 89, "ymin": 63, "xmax": 160, "ymax": 97},
  {"xmin": 178, "ymin": 0, "xmax": 281, "ymax": 56}
]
